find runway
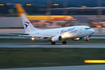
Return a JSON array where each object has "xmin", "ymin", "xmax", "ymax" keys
[
  {"xmin": 1, "ymin": 64, "xmax": 105, "ymax": 70},
  {"xmin": 0, "ymin": 43, "xmax": 105, "ymax": 48}
]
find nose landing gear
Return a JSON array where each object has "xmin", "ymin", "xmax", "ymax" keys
[
  {"xmin": 84, "ymin": 38, "xmax": 90, "ymax": 41},
  {"xmin": 84, "ymin": 36, "xmax": 90, "ymax": 41}
]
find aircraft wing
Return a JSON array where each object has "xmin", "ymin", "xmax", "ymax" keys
[
  {"xmin": 25, "ymin": 35, "xmax": 54, "ymax": 40},
  {"xmin": 9, "ymin": 33, "xmax": 29, "ymax": 35},
  {"xmin": 10, "ymin": 33, "xmax": 54, "ymax": 38}
]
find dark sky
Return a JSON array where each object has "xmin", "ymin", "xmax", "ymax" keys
[{"xmin": 0, "ymin": 0, "xmax": 104, "ymax": 6}]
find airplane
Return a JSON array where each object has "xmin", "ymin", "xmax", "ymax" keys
[
  {"xmin": 15, "ymin": 4, "xmax": 76, "ymax": 23},
  {"xmin": 19, "ymin": 14, "xmax": 95, "ymax": 45}
]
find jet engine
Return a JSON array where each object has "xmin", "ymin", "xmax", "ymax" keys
[{"xmin": 51, "ymin": 35, "xmax": 62, "ymax": 42}]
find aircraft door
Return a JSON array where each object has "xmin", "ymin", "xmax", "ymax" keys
[
  {"xmin": 79, "ymin": 27, "xmax": 84, "ymax": 37},
  {"xmin": 79, "ymin": 29, "xmax": 82, "ymax": 33}
]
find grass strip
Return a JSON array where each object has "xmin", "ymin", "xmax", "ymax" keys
[{"xmin": 0, "ymin": 48, "xmax": 105, "ymax": 68}]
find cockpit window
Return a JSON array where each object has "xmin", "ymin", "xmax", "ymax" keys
[{"xmin": 85, "ymin": 28, "xmax": 91, "ymax": 30}]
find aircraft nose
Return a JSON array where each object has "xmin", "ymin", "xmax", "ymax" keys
[{"xmin": 91, "ymin": 29, "xmax": 95, "ymax": 34}]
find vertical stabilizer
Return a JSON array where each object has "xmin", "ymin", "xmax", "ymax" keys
[
  {"xmin": 21, "ymin": 14, "xmax": 41, "ymax": 33},
  {"xmin": 15, "ymin": 4, "xmax": 28, "ymax": 17}
]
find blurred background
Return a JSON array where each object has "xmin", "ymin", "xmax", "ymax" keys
[{"xmin": 0, "ymin": 0, "xmax": 105, "ymax": 33}]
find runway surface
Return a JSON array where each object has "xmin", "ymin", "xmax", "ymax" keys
[
  {"xmin": 0, "ymin": 43, "xmax": 105, "ymax": 48},
  {"xmin": 1, "ymin": 64, "xmax": 105, "ymax": 70}
]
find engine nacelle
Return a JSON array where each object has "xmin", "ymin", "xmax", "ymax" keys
[
  {"xmin": 51, "ymin": 35, "xmax": 62, "ymax": 42},
  {"xmin": 72, "ymin": 38, "xmax": 83, "ymax": 41}
]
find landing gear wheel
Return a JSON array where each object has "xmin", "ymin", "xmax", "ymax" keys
[
  {"xmin": 51, "ymin": 41, "xmax": 56, "ymax": 45},
  {"xmin": 62, "ymin": 41, "xmax": 67, "ymax": 44},
  {"xmin": 85, "ymin": 38, "xmax": 89, "ymax": 41}
]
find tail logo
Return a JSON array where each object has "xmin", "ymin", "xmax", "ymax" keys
[{"xmin": 24, "ymin": 21, "xmax": 29, "ymax": 28}]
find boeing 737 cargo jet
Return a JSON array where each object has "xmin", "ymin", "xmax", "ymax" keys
[{"xmin": 21, "ymin": 14, "xmax": 95, "ymax": 44}]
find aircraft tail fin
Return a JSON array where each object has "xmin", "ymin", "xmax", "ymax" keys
[
  {"xmin": 15, "ymin": 4, "xmax": 28, "ymax": 17},
  {"xmin": 21, "ymin": 14, "xmax": 41, "ymax": 33}
]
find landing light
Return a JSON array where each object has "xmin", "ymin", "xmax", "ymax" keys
[
  {"xmin": 31, "ymin": 37, "xmax": 35, "ymax": 40},
  {"xmin": 74, "ymin": 38, "xmax": 80, "ymax": 40}
]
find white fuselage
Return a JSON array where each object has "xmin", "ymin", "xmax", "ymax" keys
[
  {"xmin": 21, "ymin": 14, "xmax": 95, "ymax": 44},
  {"xmin": 26, "ymin": 26, "xmax": 95, "ymax": 41}
]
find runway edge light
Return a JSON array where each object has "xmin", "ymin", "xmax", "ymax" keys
[{"xmin": 84, "ymin": 60, "xmax": 105, "ymax": 63}]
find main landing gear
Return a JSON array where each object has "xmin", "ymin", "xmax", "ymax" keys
[
  {"xmin": 62, "ymin": 40, "xmax": 67, "ymax": 44},
  {"xmin": 51, "ymin": 41, "xmax": 67, "ymax": 45},
  {"xmin": 51, "ymin": 41, "xmax": 56, "ymax": 45}
]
